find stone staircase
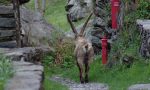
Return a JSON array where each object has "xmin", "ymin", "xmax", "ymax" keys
[
  {"xmin": 5, "ymin": 61, "xmax": 44, "ymax": 90},
  {"xmin": 0, "ymin": 5, "xmax": 16, "ymax": 42},
  {"xmin": 0, "ymin": 47, "xmax": 52, "ymax": 90},
  {"xmin": 0, "ymin": 4, "xmax": 21, "ymax": 47}
]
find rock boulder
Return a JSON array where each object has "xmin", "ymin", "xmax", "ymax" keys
[{"xmin": 20, "ymin": 7, "xmax": 55, "ymax": 47}]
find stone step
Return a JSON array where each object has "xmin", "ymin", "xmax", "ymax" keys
[
  {"xmin": 128, "ymin": 84, "xmax": 150, "ymax": 90},
  {"xmin": 0, "ymin": 5, "xmax": 14, "ymax": 16},
  {"xmin": 143, "ymin": 24, "xmax": 150, "ymax": 30},
  {"xmin": 0, "ymin": 36, "xmax": 16, "ymax": 42},
  {"xmin": 0, "ymin": 27, "xmax": 16, "ymax": 30},
  {"xmin": 0, "ymin": 30, "xmax": 16, "ymax": 37},
  {"xmin": 4, "ymin": 61, "xmax": 44, "ymax": 90},
  {"xmin": 1, "ymin": 47, "xmax": 52, "ymax": 90},
  {"xmin": 0, "ymin": 41, "xmax": 17, "ymax": 48},
  {"xmin": 0, "ymin": 18, "xmax": 16, "ymax": 28},
  {"xmin": 137, "ymin": 19, "xmax": 150, "ymax": 26}
]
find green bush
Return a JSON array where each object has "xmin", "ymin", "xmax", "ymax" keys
[
  {"xmin": 0, "ymin": 55, "xmax": 13, "ymax": 90},
  {"xmin": 43, "ymin": 30, "xmax": 75, "ymax": 68},
  {"xmin": 108, "ymin": 0, "xmax": 150, "ymax": 66},
  {"xmin": 136, "ymin": 0, "xmax": 150, "ymax": 19},
  {"xmin": 0, "ymin": 0, "xmax": 11, "ymax": 4}
]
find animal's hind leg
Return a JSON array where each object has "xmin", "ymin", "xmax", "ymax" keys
[
  {"xmin": 77, "ymin": 62, "xmax": 84, "ymax": 83},
  {"xmin": 85, "ymin": 62, "xmax": 90, "ymax": 83}
]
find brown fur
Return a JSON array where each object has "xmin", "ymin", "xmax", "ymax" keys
[{"xmin": 67, "ymin": 13, "xmax": 94, "ymax": 83}]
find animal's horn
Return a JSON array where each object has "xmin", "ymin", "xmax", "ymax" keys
[
  {"xmin": 67, "ymin": 14, "xmax": 78, "ymax": 35},
  {"xmin": 79, "ymin": 12, "xmax": 93, "ymax": 35}
]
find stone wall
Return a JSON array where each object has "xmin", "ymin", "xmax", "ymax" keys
[
  {"xmin": 137, "ymin": 20, "xmax": 150, "ymax": 58},
  {"xmin": 0, "ymin": 5, "xmax": 16, "ymax": 42}
]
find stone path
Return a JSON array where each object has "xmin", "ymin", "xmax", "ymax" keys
[
  {"xmin": 5, "ymin": 61, "xmax": 44, "ymax": 90},
  {"xmin": 128, "ymin": 84, "xmax": 150, "ymax": 90},
  {"xmin": 50, "ymin": 76, "xmax": 109, "ymax": 90},
  {"xmin": 0, "ymin": 47, "xmax": 52, "ymax": 90}
]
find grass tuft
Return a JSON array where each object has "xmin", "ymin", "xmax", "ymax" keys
[{"xmin": 0, "ymin": 55, "xmax": 13, "ymax": 90}]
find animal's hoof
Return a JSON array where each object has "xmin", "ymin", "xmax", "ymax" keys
[
  {"xmin": 81, "ymin": 81, "xmax": 84, "ymax": 84},
  {"xmin": 85, "ymin": 79, "xmax": 89, "ymax": 83}
]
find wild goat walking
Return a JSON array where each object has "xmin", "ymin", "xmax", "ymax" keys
[{"xmin": 67, "ymin": 13, "xmax": 94, "ymax": 83}]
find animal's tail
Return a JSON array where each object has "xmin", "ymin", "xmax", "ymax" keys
[{"xmin": 84, "ymin": 45, "xmax": 89, "ymax": 64}]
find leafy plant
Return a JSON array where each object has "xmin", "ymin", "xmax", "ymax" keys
[
  {"xmin": 136, "ymin": 0, "xmax": 150, "ymax": 19},
  {"xmin": 0, "ymin": 54, "xmax": 13, "ymax": 90},
  {"xmin": 108, "ymin": 0, "xmax": 149, "ymax": 67},
  {"xmin": 0, "ymin": 0, "xmax": 11, "ymax": 4},
  {"xmin": 43, "ymin": 30, "xmax": 75, "ymax": 68}
]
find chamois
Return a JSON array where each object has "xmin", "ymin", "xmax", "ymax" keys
[{"xmin": 67, "ymin": 13, "xmax": 94, "ymax": 83}]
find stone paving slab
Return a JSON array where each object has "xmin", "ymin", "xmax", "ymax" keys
[
  {"xmin": 0, "ymin": 47, "xmax": 53, "ymax": 62},
  {"xmin": 137, "ymin": 19, "xmax": 150, "ymax": 25},
  {"xmin": 1, "ymin": 47, "xmax": 52, "ymax": 90},
  {"xmin": 50, "ymin": 76, "xmax": 109, "ymax": 90},
  {"xmin": 128, "ymin": 84, "xmax": 150, "ymax": 90},
  {"xmin": 137, "ymin": 19, "xmax": 150, "ymax": 31},
  {"xmin": 4, "ymin": 61, "xmax": 44, "ymax": 90}
]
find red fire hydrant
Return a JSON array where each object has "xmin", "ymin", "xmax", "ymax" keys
[
  {"xmin": 111, "ymin": 0, "xmax": 120, "ymax": 30},
  {"xmin": 101, "ymin": 36, "xmax": 108, "ymax": 65}
]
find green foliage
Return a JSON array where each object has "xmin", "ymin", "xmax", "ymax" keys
[
  {"xmin": 124, "ymin": 0, "xmax": 150, "ymax": 20},
  {"xmin": 43, "ymin": 66, "xmax": 68, "ymax": 90},
  {"xmin": 136, "ymin": 0, "xmax": 150, "ymax": 19},
  {"xmin": 26, "ymin": 0, "xmax": 70, "ymax": 31},
  {"xmin": 0, "ymin": 0, "xmax": 11, "ymax": 4},
  {"xmin": 43, "ymin": 53, "xmax": 55, "ymax": 66},
  {"xmin": 26, "ymin": 0, "xmax": 85, "ymax": 31},
  {"xmin": 109, "ymin": 0, "xmax": 150, "ymax": 66},
  {"xmin": 0, "ymin": 55, "xmax": 13, "ymax": 90},
  {"xmin": 44, "ymin": 79, "xmax": 68, "ymax": 90},
  {"xmin": 62, "ymin": 57, "xmax": 150, "ymax": 90},
  {"xmin": 43, "ymin": 30, "xmax": 75, "ymax": 68},
  {"xmin": 42, "ymin": 30, "xmax": 75, "ymax": 90}
]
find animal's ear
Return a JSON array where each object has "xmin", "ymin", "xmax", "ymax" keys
[
  {"xmin": 67, "ymin": 14, "xmax": 78, "ymax": 35},
  {"xmin": 79, "ymin": 12, "xmax": 93, "ymax": 36}
]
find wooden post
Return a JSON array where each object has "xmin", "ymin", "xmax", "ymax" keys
[{"xmin": 13, "ymin": 0, "xmax": 21, "ymax": 47}]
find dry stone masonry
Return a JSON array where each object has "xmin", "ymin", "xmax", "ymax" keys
[
  {"xmin": 0, "ymin": 5, "xmax": 16, "ymax": 42},
  {"xmin": 137, "ymin": 20, "xmax": 150, "ymax": 58}
]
